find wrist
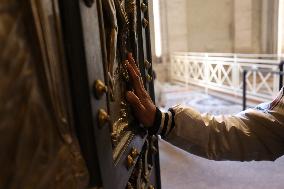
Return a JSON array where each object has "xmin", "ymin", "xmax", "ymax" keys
[{"xmin": 148, "ymin": 107, "xmax": 162, "ymax": 135}]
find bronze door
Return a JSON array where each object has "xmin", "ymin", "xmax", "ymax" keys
[{"xmin": 59, "ymin": 0, "xmax": 161, "ymax": 189}]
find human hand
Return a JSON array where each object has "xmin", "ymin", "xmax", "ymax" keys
[{"xmin": 125, "ymin": 53, "xmax": 156, "ymax": 127}]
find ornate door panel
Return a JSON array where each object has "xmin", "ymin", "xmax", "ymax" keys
[{"xmin": 59, "ymin": 0, "xmax": 161, "ymax": 188}]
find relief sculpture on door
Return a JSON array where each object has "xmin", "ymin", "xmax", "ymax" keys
[{"xmin": 102, "ymin": 0, "xmax": 139, "ymax": 161}]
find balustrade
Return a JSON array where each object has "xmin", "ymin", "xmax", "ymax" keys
[{"xmin": 170, "ymin": 52, "xmax": 283, "ymax": 102}]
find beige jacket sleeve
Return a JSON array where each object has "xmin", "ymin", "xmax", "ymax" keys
[{"xmin": 155, "ymin": 88, "xmax": 284, "ymax": 161}]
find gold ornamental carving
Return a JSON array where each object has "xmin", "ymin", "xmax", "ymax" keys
[{"xmin": 93, "ymin": 80, "xmax": 108, "ymax": 99}]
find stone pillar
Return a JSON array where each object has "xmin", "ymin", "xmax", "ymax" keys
[
  {"xmin": 261, "ymin": 0, "xmax": 278, "ymax": 54},
  {"xmin": 234, "ymin": 0, "xmax": 253, "ymax": 53},
  {"xmin": 233, "ymin": 0, "xmax": 269, "ymax": 53},
  {"xmin": 186, "ymin": 0, "xmax": 234, "ymax": 53},
  {"xmin": 151, "ymin": 0, "xmax": 188, "ymax": 82}
]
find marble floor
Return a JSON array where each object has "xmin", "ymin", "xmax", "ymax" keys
[{"xmin": 157, "ymin": 83, "xmax": 284, "ymax": 189}]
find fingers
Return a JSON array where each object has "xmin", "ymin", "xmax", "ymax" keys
[
  {"xmin": 126, "ymin": 61, "xmax": 139, "ymax": 84},
  {"xmin": 126, "ymin": 91, "xmax": 156, "ymax": 127},
  {"xmin": 126, "ymin": 91, "xmax": 145, "ymax": 113},
  {"xmin": 127, "ymin": 54, "xmax": 145, "ymax": 88},
  {"xmin": 128, "ymin": 53, "xmax": 141, "ymax": 76},
  {"xmin": 126, "ymin": 61, "xmax": 145, "ymax": 97},
  {"xmin": 126, "ymin": 53, "xmax": 149, "ymax": 99}
]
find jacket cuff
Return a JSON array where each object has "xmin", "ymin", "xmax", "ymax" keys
[{"xmin": 148, "ymin": 107, "xmax": 175, "ymax": 137}]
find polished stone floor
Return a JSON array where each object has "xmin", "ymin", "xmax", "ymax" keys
[
  {"xmin": 157, "ymin": 83, "xmax": 284, "ymax": 189},
  {"xmin": 159, "ymin": 139, "xmax": 284, "ymax": 189}
]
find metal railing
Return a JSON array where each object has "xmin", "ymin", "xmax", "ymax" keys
[{"xmin": 170, "ymin": 52, "xmax": 284, "ymax": 102}]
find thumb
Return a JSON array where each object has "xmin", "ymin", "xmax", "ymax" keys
[{"xmin": 126, "ymin": 91, "xmax": 144, "ymax": 113}]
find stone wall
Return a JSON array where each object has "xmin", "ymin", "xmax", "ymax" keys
[
  {"xmin": 151, "ymin": 0, "xmax": 189, "ymax": 81},
  {"xmin": 186, "ymin": 0, "xmax": 234, "ymax": 53},
  {"xmin": 149, "ymin": 0, "xmax": 279, "ymax": 82}
]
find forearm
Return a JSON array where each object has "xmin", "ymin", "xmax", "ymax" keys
[
  {"xmin": 152, "ymin": 105, "xmax": 284, "ymax": 161},
  {"xmin": 124, "ymin": 53, "xmax": 284, "ymax": 161}
]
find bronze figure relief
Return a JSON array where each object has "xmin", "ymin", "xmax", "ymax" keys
[{"xmin": 102, "ymin": 0, "xmax": 140, "ymax": 161}]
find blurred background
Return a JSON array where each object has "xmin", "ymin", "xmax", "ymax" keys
[{"xmin": 148, "ymin": 0, "xmax": 284, "ymax": 188}]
